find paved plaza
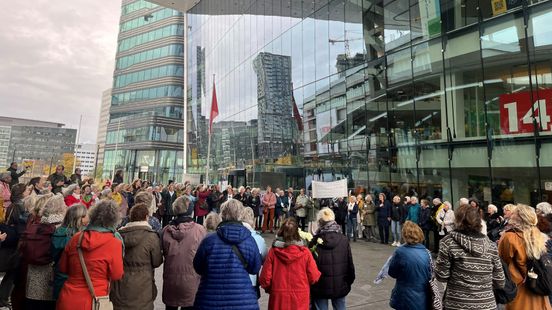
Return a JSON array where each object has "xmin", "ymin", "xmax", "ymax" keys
[{"xmin": 154, "ymin": 236, "xmax": 397, "ymax": 310}]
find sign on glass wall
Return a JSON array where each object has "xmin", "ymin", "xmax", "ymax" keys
[{"xmin": 500, "ymin": 89, "xmax": 552, "ymax": 134}]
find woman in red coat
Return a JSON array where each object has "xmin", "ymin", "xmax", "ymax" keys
[
  {"xmin": 56, "ymin": 200, "xmax": 124, "ymax": 310},
  {"xmin": 194, "ymin": 185, "xmax": 211, "ymax": 224},
  {"xmin": 260, "ymin": 218, "xmax": 321, "ymax": 310}
]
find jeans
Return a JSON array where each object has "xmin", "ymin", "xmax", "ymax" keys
[
  {"xmin": 378, "ymin": 221, "xmax": 390, "ymax": 244},
  {"xmin": 256, "ymin": 214, "xmax": 264, "ymax": 230},
  {"xmin": 347, "ymin": 217, "xmax": 357, "ymax": 240},
  {"xmin": 390, "ymin": 220, "xmax": 401, "ymax": 243},
  {"xmin": 313, "ymin": 297, "xmax": 346, "ymax": 310}
]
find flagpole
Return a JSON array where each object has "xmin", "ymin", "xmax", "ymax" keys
[
  {"xmin": 206, "ymin": 124, "xmax": 212, "ymax": 184},
  {"xmin": 206, "ymin": 74, "xmax": 215, "ymax": 184}
]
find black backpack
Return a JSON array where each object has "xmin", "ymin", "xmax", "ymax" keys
[
  {"xmin": 494, "ymin": 258, "xmax": 518, "ymax": 304},
  {"xmin": 526, "ymin": 254, "xmax": 552, "ymax": 296}
]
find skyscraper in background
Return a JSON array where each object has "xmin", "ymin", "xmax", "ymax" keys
[
  {"xmin": 96, "ymin": 88, "xmax": 111, "ymax": 172},
  {"xmin": 253, "ymin": 52, "xmax": 296, "ymax": 160},
  {"xmin": 102, "ymin": 0, "xmax": 185, "ymax": 183}
]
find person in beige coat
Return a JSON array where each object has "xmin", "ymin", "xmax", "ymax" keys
[{"xmin": 110, "ymin": 203, "xmax": 163, "ymax": 310}]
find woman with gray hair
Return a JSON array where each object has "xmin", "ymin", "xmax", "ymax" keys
[
  {"xmin": 52, "ymin": 203, "xmax": 89, "ymax": 299},
  {"xmin": 161, "ymin": 195, "xmax": 207, "ymax": 309},
  {"xmin": 204, "ymin": 212, "xmax": 222, "ymax": 233},
  {"xmin": 194, "ymin": 199, "xmax": 262, "ymax": 309},
  {"xmin": 239, "ymin": 207, "xmax": 268, "ymax": 298},
  {"xmin": 56, "ymin": 200, "xmax": 124, "ymax": 310},
  {"xmin": 21, "ymin": 194, "xmax": 67, "ymax": 309}
]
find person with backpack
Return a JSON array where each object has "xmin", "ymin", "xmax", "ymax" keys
[
  {"xmin": 193, "ymin": 199, "xmax": 261, "ymax": 309},
  {"xmin": 498, "ymin": 204, "xmax": 552, "ymax": 310},
  {"xmin": 21, "ymin": 194, "xmax": 67, "ymax": 309},
  {"xmin": 435, "ymin": 204, "xmax": 505, "ymax": 310}
]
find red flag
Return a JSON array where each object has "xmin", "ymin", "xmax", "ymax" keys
[
  {"xmin": 209, "ymin": 81, "xmax": 219, "ymax": 135},
  {"xmin": 292, "ymin": 93, "xmax": 303, "ymax": 131}
]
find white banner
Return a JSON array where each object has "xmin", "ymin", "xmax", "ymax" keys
[{"xmin": 312, "ymin": 179, "xmax": 348, "ymax": 199}]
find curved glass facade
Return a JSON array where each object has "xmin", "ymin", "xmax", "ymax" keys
[
  {"xmin": 103, "ymin": 0, "xmax": 185, "ymax": 183},
  {"xmin": 184, "ymin": 0, "xmax": 552, "ymax": 207}
]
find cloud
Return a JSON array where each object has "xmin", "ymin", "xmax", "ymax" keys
[{"xmin": 0, "ymin": 0, "xmax": 121, "ymax": 143}]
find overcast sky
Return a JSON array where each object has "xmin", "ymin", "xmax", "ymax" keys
[{"xmin": 0, "ymin": 0, "xmax": 121, "ymax": 143}]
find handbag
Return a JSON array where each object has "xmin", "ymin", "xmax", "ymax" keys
[
  {"xmin": 426, "ymin": 249, "xmax": 443, "ymax": 310},
  {"xmin": 77, "ymin": 232, "xmax": 113, "ymax": 310}
]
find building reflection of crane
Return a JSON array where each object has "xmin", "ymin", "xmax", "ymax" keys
[{"xmin": 329, "ymin": 30, "xmax": 364, "ymax": 57}]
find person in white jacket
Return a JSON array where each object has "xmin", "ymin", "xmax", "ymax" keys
[{"xmin": 437, "ymin": 201, "xmax": 455, "ymax": 235}]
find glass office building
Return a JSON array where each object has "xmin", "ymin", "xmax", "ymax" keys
[
  {"xmin": 153, "ymin": 0, "xmax": 552, "ymax": 207},
  {"xmin": 102, "ymin": 0, "xmax": 185, "ymax": 183}
]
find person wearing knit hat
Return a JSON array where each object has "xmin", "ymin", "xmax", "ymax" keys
[{"xmin": 310, "ymin": 208, "xmax": 355, "ymax": 310}]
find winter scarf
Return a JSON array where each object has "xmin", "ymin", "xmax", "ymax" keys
[
  {"xmin": 316, "ymin": 220, "xmax": 342, "ymax": 235},
  {"xmin": 272, "ymin": 236, "xmax": 305, "ymax": 248}
]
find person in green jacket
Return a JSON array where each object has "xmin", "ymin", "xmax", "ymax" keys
[
  {"xmin": 51, "ymin": 203, "xmax": 89, "ymax": 299},
  {"xmin": 406, "ymin": 196, "xmax": 421, "ymax": 225}
]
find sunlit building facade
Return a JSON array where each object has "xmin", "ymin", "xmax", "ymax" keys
[{"xmin": 152, "ymin": 0, "xmax": 552, "ymax": 208}]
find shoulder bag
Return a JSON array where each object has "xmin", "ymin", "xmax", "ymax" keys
[
  {"xmin": 426, "ymin": 249, "xmax": 443, "ymax": 310},
  {"xmin": 77, "ymin": 232, "xmax": 113, "ymax": 310}
]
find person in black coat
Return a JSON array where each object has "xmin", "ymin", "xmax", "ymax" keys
[
  {"xmin": 7, "ymin": 162, "xmax": 27, "ymax": 187},
  {"xmin": 332, "ymin": 197, "xmax": 348, "ymax": 236},
  {"xmin": 310, "ymin": 208, "xmax": 355, "ymax": 309},
  {"xmin": 161, "ymin": 183, "xmax": 178, "ymax": 227},
  {"xmin": 113, "ymin": 170, "xmax": 124, "ymax": 186},
  {"xmin": 390, "ymin": 196, "xmax": 403, "ymax": 246},
  {"xmin": 376, "ymin": 193, "xmax": 391, "ymax": 244},
  {"xmin": 418, "ymin": 199, "xmax": 433, "ymax": 249},
  {"xmin": 47, "ymin": 165, "xmax": 69, "ymax": 194}
]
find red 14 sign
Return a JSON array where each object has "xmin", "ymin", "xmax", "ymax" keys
[{"xmin": 500, "ymin": 89, "xmax": 552, "ymax": 134}]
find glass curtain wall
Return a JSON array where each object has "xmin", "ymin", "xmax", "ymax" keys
[{"xmin": 186, "ymin": 0, "xmax": 552, "ymax": 207}]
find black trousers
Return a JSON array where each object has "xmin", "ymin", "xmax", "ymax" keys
[
  {"xmin": 423, "ymin": 229, "xmax": 431, "ymax": 249},
  {"xmin": 166, "ymin": 306, "xmax": 194, "ymax": 310},
  {"xmin": 378, "ymin": 222, "xmax": 390, "ymax": 244},
  {"xmin": 296, "ymin": 216, "xmax": 307, "ymax": 231}
]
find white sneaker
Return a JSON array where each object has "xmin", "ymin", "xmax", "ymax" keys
[{"xmin": 391, "ymin": 241, "xmax": 397, "ymax": 247}]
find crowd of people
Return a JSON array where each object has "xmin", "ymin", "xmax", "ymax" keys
[{"xmin": 2, "ymin": 161, "xmax": 552, "ymax": 310}]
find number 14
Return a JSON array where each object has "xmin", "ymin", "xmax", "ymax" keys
[{"xmin": 504, "ymin": 99, "xmax": 550, "ymax": 132}]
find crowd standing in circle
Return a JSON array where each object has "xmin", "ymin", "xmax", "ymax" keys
[{"xmin": 1, "ymin": 161, "xmax": 552, "ymax": 309}]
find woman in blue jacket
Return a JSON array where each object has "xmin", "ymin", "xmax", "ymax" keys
[
  {"xmin": 193, "ymin": 199, "xmax": 262, "ymax": 310},
  {"xmin": 388, "ymin": 221, "xmax": 431, "ymax": 310}
]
